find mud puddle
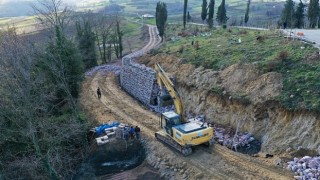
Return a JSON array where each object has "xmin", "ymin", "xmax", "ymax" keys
[{"xmin": 75, "ymin": 139, "xmax": 146, "ymax": 179}]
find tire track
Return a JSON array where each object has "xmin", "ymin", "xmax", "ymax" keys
[{"xmin": 214, "ymin": 145, "xmax": 291, "ymax": 179}]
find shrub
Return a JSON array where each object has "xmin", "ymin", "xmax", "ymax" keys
[
  {"xmin": 149, "ymin": 48, "xmax": 160, "ymax": 55},
  {"xmin": 178, "ymin": 45, "xmax": 184, "ymax": 53},
  {"xmin": 264, "ymin": 59, "xmax": 282, "ymax": 72},
  {"xmin": 238, "ymin": 30, "xmax": 248, "ymax": 35},
  {"xmin": 277, "ymin": 50, "xmax": 289, "ymax": 60},
  {"xmin": 194, "ymin": 41, "xmax": 200, "ymax": 50},
  {"xmin": 234, "ymin": 95, "xmax": 251, "ymax": 106},
  {"xmin": 210, "ymin": 87, "xmax": 224, "ymax": 95},
  {"xmin": 256, "ymin": 36, "xmax": 265, "ymax": 43}
]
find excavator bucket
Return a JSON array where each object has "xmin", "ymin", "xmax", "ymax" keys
[{"xmin": 159, "ymin": 94, "xmax": 173, "ymax": 107}]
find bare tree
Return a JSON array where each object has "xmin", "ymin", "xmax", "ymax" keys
[
  {"xmin": 92, "ymin": 15, "xmax": 114, "ymax": 63},
  {"xmin": 114, "ymin": 17, "xmax": 123, "ymax": 58},
  {"xmin": 32, "ymin": 0, "xmax": 72, "ymax": 33},
  {"xmin": 32, "ymin": 0, "xmax": 84, "ymax": 114}
]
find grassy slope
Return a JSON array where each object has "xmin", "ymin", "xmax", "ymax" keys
[
  {"xmin": 0, "ymin": 16, "xmax": 37, "ymax": 33},
  {"xmin": 162, "ymin": 25, "xmax": 320, "ymax": 111}
]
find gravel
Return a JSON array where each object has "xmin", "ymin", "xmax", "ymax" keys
[
  {"xmin": 85, "ymin": 64, "xmax": 122, "ymax": 77},
  {"xmin": 287, "ymin": 156, "xmax": 320, "ymax": 180}
]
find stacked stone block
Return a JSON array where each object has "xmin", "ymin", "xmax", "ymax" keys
[{"xmin": 120, "ymin": 54, "xmax": 156, "ymax": 106}]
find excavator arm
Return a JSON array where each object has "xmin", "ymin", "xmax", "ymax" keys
[
  {"xmin": 154, "ymin": 64, "xmax": 214, "ymax": 156},
  {"xmin": 154, "ymin": 63, "xmax": 184, "ymax": 121}
]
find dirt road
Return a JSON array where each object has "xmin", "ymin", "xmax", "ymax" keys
[{"xmin": 80, "ymin": 24, "xmax": 293, "ymax": 179}]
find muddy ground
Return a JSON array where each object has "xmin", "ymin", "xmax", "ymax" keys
[{"xmin": 80, "ymin": 71, "xmax": 293, "ymax": 179}]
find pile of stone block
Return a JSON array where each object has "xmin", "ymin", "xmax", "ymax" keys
[
  {"xmin": 287, "ymin": 156, "xmax": 320, "ymax": 180},
  {"xmin": 214, "ymin": 127, "xmax": 255, "ymax": 149}
]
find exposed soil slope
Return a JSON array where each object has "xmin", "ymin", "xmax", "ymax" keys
[{"xmin": 137, "ymin": 54, "xmax": 320, "ymax": 155}]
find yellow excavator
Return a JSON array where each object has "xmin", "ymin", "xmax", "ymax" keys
[{"xmin": 154, "ymin": 63, "xmax": 214, "ymax": 156}]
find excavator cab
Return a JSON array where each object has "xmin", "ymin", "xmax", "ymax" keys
[{"xmin": 160, "ymin": 111, "xmax": 182, "ymax": 136}]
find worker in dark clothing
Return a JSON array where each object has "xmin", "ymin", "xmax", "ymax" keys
[
  {"xmin": 135, "ymin": 126, "xmax": 141, "ymax": 140},
  {"xmin": 283, "ymin": 22, "xmax": 287, "ymax": 29},
  {"xmin": 97, "ymin": 87, "xmax": 101, "ymax": 99},
  {"xmin": 124, "ymin": 127, "xmax": 129, "ymax": 141},
  {"xmin": 129, "ymin": 126, "xmax": 134, "ymax": 139}
]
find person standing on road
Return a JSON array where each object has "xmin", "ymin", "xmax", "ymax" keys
[
  {"xmin": 124, "ymin": 127, "xmax": 129, "ymax": 141},
  {"xmin": 135, "ymin": 126, "xmax": 141, "ymax": 140},
  {"xmin": 129, "ymin": 126, "xmax": 135, "ymax": 139},
  {"xmin": 97, "ymin": 87, "xmax": 101, "ymax": 99}
]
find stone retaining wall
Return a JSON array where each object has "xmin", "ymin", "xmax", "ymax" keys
[
  {"xmin": 120, "ymin": 25, "xmax": 161, "ymax": 106},
  {"xmin": 120, "ymin": 59, "xmax": 156, "ymax": 105}
]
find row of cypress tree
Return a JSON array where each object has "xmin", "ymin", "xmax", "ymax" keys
[
  {"xmin": 200, "ymin": 0, "xmax": 251, "ymax": 27},
  {"xmin": 281, "ymin": 0, "xmax": 320, "ymax": 28}
]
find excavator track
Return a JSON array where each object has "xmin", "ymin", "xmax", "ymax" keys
[{"xmin": 155, "ymin": 131, "xmax": 192, "ymax": 156}]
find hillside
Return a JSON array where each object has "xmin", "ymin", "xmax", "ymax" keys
[
  {"xmin": 0, "ymin": 0, "xmax": 286, "ymax": 27},
  {"xmin": 115, "ymin": 0, "xmax": 285, "ymax": 26},
  {"xmin": 162, "ymin": 26, "xmax": 320, "ymax": 111}
]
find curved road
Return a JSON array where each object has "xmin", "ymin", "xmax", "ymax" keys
[
  {"xmin": 122, "ymin": 25, "xmax": 161, "ymax": 61},
  {"xmin": 283, "ymin": 29, "xmax": 320, "ymax": 48}
]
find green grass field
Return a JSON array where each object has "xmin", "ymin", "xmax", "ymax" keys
[
  {"xmin": 162, "ymin": 25, "xmax": 320, "ymax": 111},
  {"xmin": 123, "ymin": 20, "xmax": 141, "ymax": 37}
]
